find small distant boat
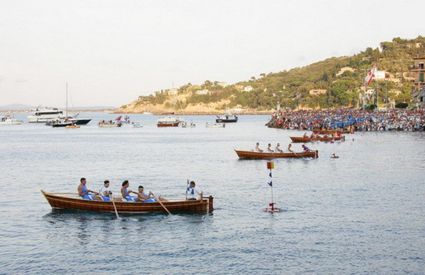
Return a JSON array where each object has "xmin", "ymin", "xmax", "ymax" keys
[
  {"xmin": 41, "ymin": 190, "xmax": 214, "ymax": 214},
  {"xmin": 98, "ymin": 121, "xmax": 122, "ymax": 128},
  {"xmin": 235, "ymin": 149, "xmax": 318, "ymax": 159},
  {"xmin": 0, "ymin": 114, "xmax": 23, "ymax": 125},
  {"xmin": 132, "ymin": 122, "xmax": 143, "ymax": 128},
  {"xmin": 290, "ymin": 135, "xmax": 344, "ymax": 143},
  {"xmin": 181, "ymin": 121, "xmax": 196, "ymax": 128},
  {"xmin": 206, "ymin": 122, "xmax": 225, "ymax": 128},
  {"xmin": 216, "ymin": 114, "xmax": 238, "ymax": 123},
  {"xmin": 157, "ymin": 117, "xmax": 181, "ymax": 127},
  {"xmin": 65, "ymin": 124, "xmax": 80, "ymax": 129}
]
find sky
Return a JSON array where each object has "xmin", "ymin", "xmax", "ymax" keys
[{"xmin": 0, "ymin": 0, "xmax": 424, "ymax": 107}]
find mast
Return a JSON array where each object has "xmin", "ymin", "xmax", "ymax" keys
[{"xmin": 66, "ymin": 82, "xmax": 68, "ymax": 118}]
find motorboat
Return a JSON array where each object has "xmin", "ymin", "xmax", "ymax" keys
[
  {"xmin": 216, "ymin": 114, "xmax": 238, "ymax": 123},
  {"xmin": 27, "ymin": 107, "xmax": 63, "ymax": 123},
  {"xmin": 0, "ymin": 114, "xmax": 23, "ymax": 125}
]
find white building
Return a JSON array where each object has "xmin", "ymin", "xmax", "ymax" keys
[
  {"xmin": 195, "ymin": 89, "xmax": 209, "ymax": 95},
  {"xmin": 243, "ymin": 86, "xmax": 253, "ymax": 92},
  {"xmin": 374, "ymin": 70, "xmax": 386, "ymax": 80}
]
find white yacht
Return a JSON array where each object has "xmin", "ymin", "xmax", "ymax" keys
[
  {"xmin": 0, "ymin": 114, "xmax": 23, "ymax": 125},
  {"xmin": 27, "ymin": 107, "xmax": 63, "ymax": 123}
]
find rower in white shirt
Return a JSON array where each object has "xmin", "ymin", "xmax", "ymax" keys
[
  {"xmin": 186, "ymin": 181, "xmax": 203, "ymax": 200},
  {"xmin": 99, "ymin": 180, "xmax": 112, "ymax": 202}
]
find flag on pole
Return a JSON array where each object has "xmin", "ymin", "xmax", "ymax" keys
[{"xmin": 364, "ymin": 65, "xmax": 377, "ymax": 87}]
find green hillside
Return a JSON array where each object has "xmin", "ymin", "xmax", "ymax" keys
[{"xmin": 122, "ymin": 36, "xmax": 425, "ymax": 112}]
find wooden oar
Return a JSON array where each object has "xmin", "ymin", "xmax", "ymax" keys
[
  {"xmin": 152, "ymin": 194, "xmax": 172, "ymax": 215},
  {"xmin": 110, "ymin": 194, "xmax": 120, "ymax": 219}
]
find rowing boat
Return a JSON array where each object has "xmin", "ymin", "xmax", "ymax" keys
[
  {"xmin": 312, "ymin": 129, "xmax": 352, "ymax": 135},
  {"xmin": 41, "ymin": 190, "xmax": 213, "ymax": 214},
  {"xmin": 234, "ymin": 149, "xmax": 318, "ymax": 159},
  {"xmin": 290, "ymin": 136, "xmax": 344, "ymax": 143}
]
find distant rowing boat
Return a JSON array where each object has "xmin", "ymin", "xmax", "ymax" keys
[
  {"xmin": 234, "ymin": 149, "xmax": 318, "ymax": 159},
  {"xmin": 312, "ymin": 129, "xmax": 353, "ymax": 135},
  {"xmin": 290, "ymin": 136, "xmax": 344, "ymax": 143},
  {"xmin": 41, "ymin": 190, "xmax": 213, "ymax": 214}
]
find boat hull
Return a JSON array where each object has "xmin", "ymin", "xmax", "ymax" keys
[
  {"xmin": 71, "ymin": 119, "xmax": 91, "ymax": 125},
  {"xmin": 290, "ymin": 136, "xmax": 344, "ymax": 143},
  {"xmin": 216, "ymin": 118, "xmax": 238, "ymax": 123},
  {"xmin": 41, "ymin": 191, "xmax": 213, "ymax": 214},
  {"xmin": 157, "ymin": 122, "xmax": 180, "ymax": 127},
  {"xmin": 312, "ymin": 129, "xmax": 352, "ymax": 134},
  {"xmin": 235, "ymin": 149, "xmax": 318, "ymax": 159}
]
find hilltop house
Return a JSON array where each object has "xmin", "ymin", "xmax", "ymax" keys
[
  {"xmin": 309, "ymin": 89, "xmax": 327, "ymax": 96},
  {"xmin": 243, "ymin": 86, "xmax": 253, "ymax": 92},
  {"xmin": 410, "ymin": 56, "xmax": 425, "ymax": 107},
  {"xmin": 195, "ymin": 89, "xmax": 209, "ymax": 95}
]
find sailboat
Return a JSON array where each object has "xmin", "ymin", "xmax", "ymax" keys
[{"xmin": 51, "ymin": 83, "xmax": 91, "ymax": 127}]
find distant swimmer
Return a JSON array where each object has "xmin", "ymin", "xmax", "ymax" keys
[{"xmin": 331, "ymin": 153, "xmax": 339, "ymax": 159}]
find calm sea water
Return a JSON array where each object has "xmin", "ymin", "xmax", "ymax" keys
[{"xmin": 1, "ymin": 113, "xmax": 424, "ymax": 274}]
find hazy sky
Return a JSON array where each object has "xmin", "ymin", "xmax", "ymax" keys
[{"xmin": 1, "ymin": 0, "xmax": 424, "ymax": 107}]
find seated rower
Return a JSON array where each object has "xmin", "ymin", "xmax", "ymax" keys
[
  {"xmin": 267, "ymin": 143, "xmax": 274, "ymax": 152},
  {"xmin": 99, "ymin": 180, "xmax": 112, "ymax": 201},
  {"xmin": 302, "ymin": 144, "xmax": 311, "ymax": 152},
  {"xmin": 135, "ymin": 185, "xmax": 157, "ymax": 203},
  {"xmin": 303, "ymin": 132, "xmax": 308, "ymax": 138},
  {"xmin": 121, "ymin": 180, "xmax": 138, "ymax": 202},
  {"xmin": 287, "ymin": 143, "xmax": 294, "ymax": 153},
  {"xmin": 275, "ymin": 143, "xmax": 283, "ymax": 153},
  {"xmin": 255, "ymin": 142, "xmax": 263, "ymax": 152},
  {"xmin": 78, "ymin": 177, "xmax": 100, "ymax": 200},
  {"xmin": 186, "ymin": 181, "xmax": 203, "ymax": 200}
]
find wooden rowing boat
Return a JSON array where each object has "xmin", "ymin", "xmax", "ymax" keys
[
  {"xmin": 41, "ymin": 190, "xmax": 213, "ymax": 214},
  {"xmin": 234, "ymin": 149, "xmax": 318, "ymax": 159},
  {"xmin": 290, "ymin": 136, "xmax": 344, "ymax": 143},
  {"xmin": 312, "ymin": 129, "xmax": 352, "ymax": 135}
]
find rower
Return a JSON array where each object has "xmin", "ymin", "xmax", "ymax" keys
[
  {"xmin": 275, "ymin": 143, "xmax": 283, "ymax": 153},
  {"xmin": 78, "ymin": 177, "xmax": 100, "ymax": 200},
  {"xmin": 255, "ymin": 142, "xmax": 263, "ymax": 152},
  {"xmin": 287, "ymin": 143, "xmax": 294, "ymax": 153},
  {"xmin": 302, "ymin": 144, "xmax": 311, "ymax": 152},
  {"xmin": 135, "ymin": 185, "xmax": 156, "ymax": 203},
  {"xmin": 99, "ymin": 180, "xmax": 112, "ymax": 202},
  {"xmin": 267, "ymin": 143, "xmax": 274, "ymax": 152},
  {"xmin": 121, "ymin": 180, "xmax": 137, "ymax": 202},
  {"xmin": 186, "ymin": 181, "xmax": 203, "ymax": 200}
]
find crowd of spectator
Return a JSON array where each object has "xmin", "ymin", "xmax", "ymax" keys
[{"xmin": 267, "ymin": 108, "xmax": 425, "ymax": 132}]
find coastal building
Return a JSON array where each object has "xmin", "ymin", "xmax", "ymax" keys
[
  {"xmin": 243, "ymin": 86, "xmax": 253, "ymax": 92},
  {"xmin": 167, "ymin": 88, "xmax": 179, "ymax": 95},
  {"xmin": 309, "ymin": 89, "xmax": 327, "ymax": 96},
  {"xmin": 410, "ymin": 56, "xmax": 425, "ymax": 107},
  {"xmin": 195, "ymin": 89, "xmax": 209, "ymax": 95}
]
